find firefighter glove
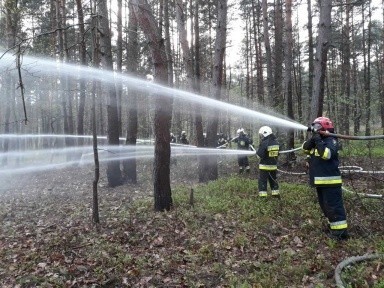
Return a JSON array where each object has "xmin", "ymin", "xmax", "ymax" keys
[{"xmin": 310, "ymin": 133, "xmax": 322, "ymax": 143}]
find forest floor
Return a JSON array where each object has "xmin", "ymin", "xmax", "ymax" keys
[{"xmin": 0, "ymin": 153, "xmax": 383, "ymax": 287}]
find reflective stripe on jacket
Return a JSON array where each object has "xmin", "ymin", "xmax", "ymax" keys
[{"xmin": 257, "ymin": 134, "xmax": 279, "ymax": 171}]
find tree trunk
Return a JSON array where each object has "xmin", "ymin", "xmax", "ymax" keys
[
  {"xmin": 98, "ymin": 0, "xmax": 123, "ymax": 187},
  {"xmin": 363, "ymin": 2, "xmax": 372, "ymax": 136},
  {"xmin": 285, "ymin": 0, "xmax": 295, "ymax": 157},
  {"xmin": 274, "ymin": 0, "xmax": 284, "ymax": 114},
  {"xmin": 131, "ymin": 0, "xmax": 172, "ymax": 211},
  {"xmin": 205, "ymin": 0, "xmax": 228, "ymax": 181},
  {"xmin": 193, "ymin": 1, "xmax": 206, "ymax": 183},
  {"xmin": 176, "ymin": 0, "xmax": 206, "ymax": 182},
  {"xmin": 2, "ymin": 0, "xmax": 18, "ymax": 165},
  {"xmin": 340, "ymin": 0, "xmax": 351, "ymax": 135},
  {"xmin": 380, "ymin": 1, "xmax": 384, "ymax": 133},
  {"xmin": 252, "ymin": 0, "xmax": 264, "ymax": 104},
  {"xmin": 123, "ymin": 2, "xmax": 139, "ymax": 184},
  {"xmin": 75, "ymin": 0, "xmax": 87, "ymax": 147},
  {"xmin": 164, "ymin": 0, "xmax": 174, "ymax": 87},
  {"xmin": 310, "ymin": 0, "xmax": 332, "ymax": 121},
  {"xmin": 116, "ymin": 0, "xmax": 123, "ymax": 136},
  {"xmin": 262, "ymin": 0, "xmax": 274, "ymax": 105},
  {"xmin": 61, "ymin": 0, "xmax": 75, "ymax": 156},
  {"xmin": 91, "ymin": 0, "xmax": 100, "ymax": 225},
  {"xmin": 307, "ymin": 0, "xmax": 314, "ymax": 124}
]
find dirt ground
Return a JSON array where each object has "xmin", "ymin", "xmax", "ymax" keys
[{"xmin": 0, "ymin": 153, "xmax": 383, "ymax": 287}]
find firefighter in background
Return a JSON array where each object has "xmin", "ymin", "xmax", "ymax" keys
[
  {"xmin": 302, "ymin": 117, "xmax": 348, "ymax": 240},
  {"xmin": 180, "ymin": 131, "xmax": 189, "ymax": 145},
  {"xmin": 217, "ymin": 132, "xmax": 228, "ymax": 148},
  {"xmin": 234, "ymin": 128, "xmax": 252, "ymax": 173},
  {"xmin": 170, "ymin": 133, "xmax": 177, "ymax": 143},
  {"xmin": 170, "ymin": 133, "xmax": 177, "ymax": 166},
  {"xmin": 256, "ymin": 126, "xmax": 280, "ymax": 197}
]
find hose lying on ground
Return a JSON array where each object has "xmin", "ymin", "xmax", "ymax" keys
[
  {"xmin": 335, "ymin": 254, "xmax": 384, "ymax": 288},
  {"xmin": 342, "ymin": 186, "xmax": 383, "ymax": 199}
]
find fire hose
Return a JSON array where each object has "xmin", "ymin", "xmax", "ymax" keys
[
  {"xmin": 335, "ymin": 254, "xmax": 384, "ymax": 288},
  {"xmin": 318, "ymin": 130, "xmax": 384, "ymax": 140}
]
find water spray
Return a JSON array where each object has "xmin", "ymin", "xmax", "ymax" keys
[{"xmin": 0, "ymin": 51, "xmax": 307, "ymax": 131}]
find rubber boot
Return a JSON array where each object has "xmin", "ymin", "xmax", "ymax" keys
[
  {"xmin": 271, "ymin": 190, "xmax": 280, "ymax": 199},
  {"xmin": 327, "ymin": 229, "xmax": 349, "ymax": 241},
  {"xmin": 259, "ymin": 191, "xmax": 267, "ymax": 197}
]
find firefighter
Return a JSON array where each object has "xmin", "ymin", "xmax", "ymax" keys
[
  {"xmin": 302, "ymin": 116, "xmax": 349, "ymax": 240},
  {"xmin": 180, "ymin": 131, "xmax": 189, "ymax": 145},
  {"xmin": 256, "ymin": 126, "xmax": 280, "ymax": 197},
  {"xmin": 234, "ymin": 128, "xmax": 252, "ymax": 173},
  {"xmin": 170, "ymin": 133, "xmax": 177, "ymax": 165},
  {"xmin": 217, "ymin": 132, "xmax": 228, "ymax": 148},
  {"xmin": 170, "ymin": 133, "xmax": 177, "ymax": 143}
]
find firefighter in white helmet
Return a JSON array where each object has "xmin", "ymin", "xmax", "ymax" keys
[
  {"xmin": 179, "ymin": 131, "xmax": 189, "ymax": 145},
  {"xmin": 256, "ymin": 126, "xmax": 280, "ymax": 197}
]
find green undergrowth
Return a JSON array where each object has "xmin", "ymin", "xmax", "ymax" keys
[
  {"xmin": 339, "ymin": 138, "xmax": 384, "ymax": 158},
  {"xmin": 143, "ymin": 176, "xmax": 383, "ymax": 287},
  {"xmin": 1, "ymin": 176, "xmax": 383, "ymax": 287}
]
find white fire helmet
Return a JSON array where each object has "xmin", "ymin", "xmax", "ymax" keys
[
  {"xmin": 237, "ymin": 128, "xmax": 245, "ymax": 135},
  {"xmin": 259, "ymin": 126, "xmax": 273, "ymax": 138}
]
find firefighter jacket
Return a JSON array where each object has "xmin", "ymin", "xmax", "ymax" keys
[
  {"xmin": 234, "ymin": 134, "xmax": 252, "ymax": 150},
  {"xmin": 180, "ymin": 135, "xmax": 189, "ymax": 145},
  {"xmin": 256, "ymin": 134, "xmax": 280, "ymax": 171},
  {"xmin": 302, "ymin": 134, "xmax": 342, "ymax": 187}
]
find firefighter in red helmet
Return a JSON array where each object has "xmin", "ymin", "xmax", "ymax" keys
[{"xmin": 302, "ymin": 117, "xmax": 349, "ymax": 240}]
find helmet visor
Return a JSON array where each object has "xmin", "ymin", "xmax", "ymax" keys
[{"xmin": 312, "ymin": 123, "xmax": 323, "ymax": 131}]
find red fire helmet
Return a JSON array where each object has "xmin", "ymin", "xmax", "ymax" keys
[{"xmin": 312, "ymin": 117, "xmax": 334, "ymax": 131}]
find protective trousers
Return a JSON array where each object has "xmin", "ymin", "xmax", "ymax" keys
[
  {"xmin": 238, "ymin": 155, "xmax": 249, "ymax": 167},
  {"xmin": 238, "ymin": 155, "xmax": 250, "ymax": 173},
  {"xmin": 258, "ymin": 170, "xmax": 279, "ymax": 195},
  {"xmin": 316, "ymin": 186, "xmax": 348, "ymax": 234}
]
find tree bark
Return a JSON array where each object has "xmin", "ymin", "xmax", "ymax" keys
[
  {"xmin": 307, "ymin": 0, "xmax": 314, "ymax": 124},
  {"xmin": 363, "ymin": 2, "xmax": 372, "ymax": 136},
  {"xmin": 252, "ymin": 0, "xmax": 264, "ymax": 104},
  {"xmin": 193, "ymin": 1, "xmax": 207, "ymax": 183},
  {"xmin": 2, "ymin": 0, "xmax": 18, "ymax": 165},
  {"xmin": 98, "ymin": 0, "xmax": 123, "ymax": 187},
  {"xmin": 285, "ymin": 0, "xmax": 295, "ymax": 157},
  {"xmin": 123, "ymin": 1, "xmax": 139, "ymax": 184},
  {"xmin": 310, "ymin": 0, "xmax": 332, "ymax": 121},
  {"xmin": 262, "ymin": 0, "xmax": 274, "ymax": 105},
  {"xmin": 380, "ymin": 0, "xmax": 384, "ymax": 133},
  {"xmin": 91, "ymin": 0, "xmax": 100, "ymax": 225},
  {"xmin": 274, "ymin": 0, "xmax": 284, "ymax": 114},
  {"xmin": 75, "ymin": 0, "xmax": 87, "ymax": 147},
  {"xmin": 116, "ymin": 0, "xmax": 123, "ymax": 136},
  {"xmin": 131, "ymin": 0, "xmax": 173, "ymax": 211},
  {"xmin": 340, "ymin": 0, "xmax": 351, "ymax": 135},
  {"xmin": 205, "ymin": 0, "xmax": 228, "ymax": 181},
  {"xmin": 164, "ymin": 0, "xmax": 174, "ymax": 87}
]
